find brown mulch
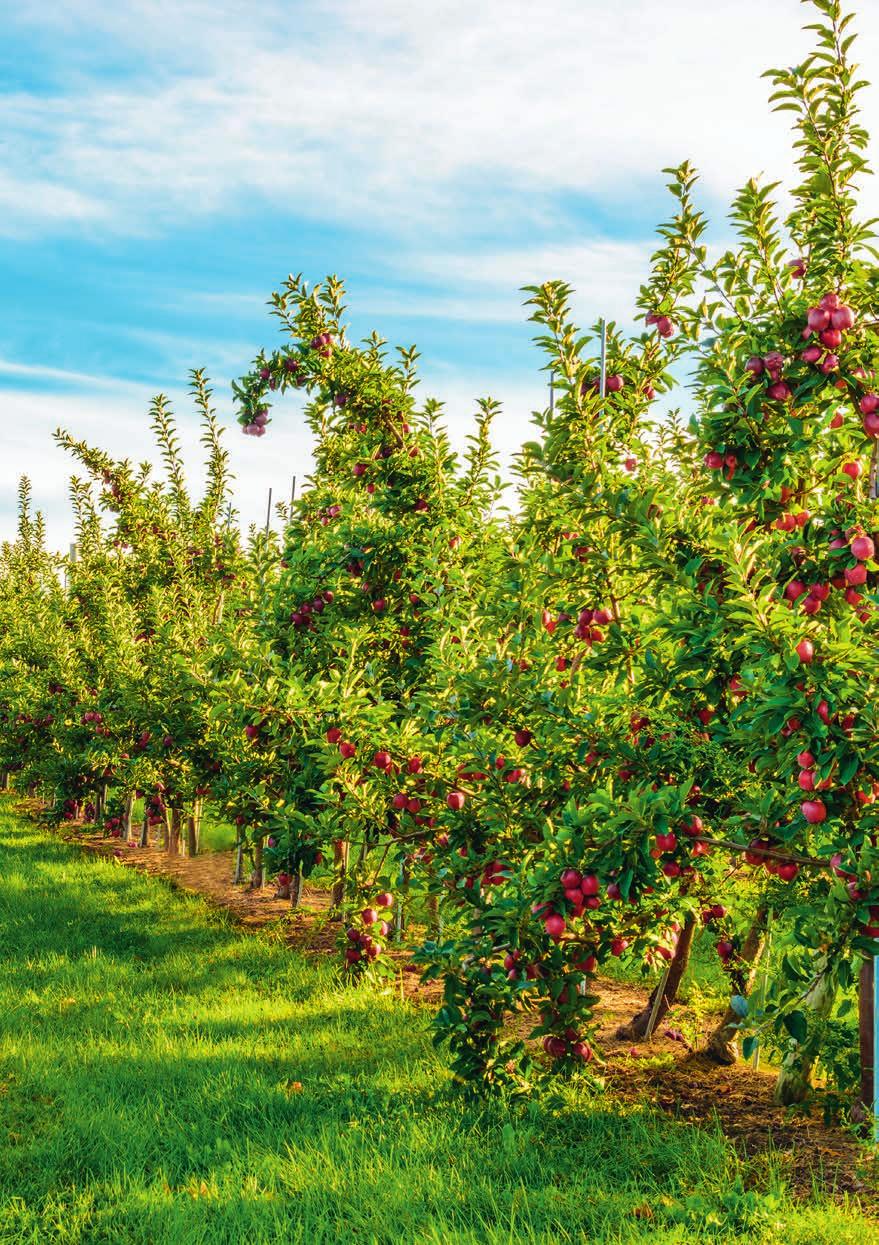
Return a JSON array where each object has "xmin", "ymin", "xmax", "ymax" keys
[{"xmin": 59, "ymin": 824, "xmax": 879, "ymax": 1202}]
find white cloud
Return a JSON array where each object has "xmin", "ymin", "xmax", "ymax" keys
[
  {"xmin": 4, "ymin": 0, "xmax": 878, "ymax": 238},
  {"xmin": 0, "ymin": 384, "xmax": 314, "ymax": 550},
  {"xmin": 0, "ymin": 368, "xmax": 543, "ymax": 548}
]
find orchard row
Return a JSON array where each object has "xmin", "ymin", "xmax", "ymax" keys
[{"xmin": 2, "ymin": 0, "xmax": 879, "ymax": 1110}]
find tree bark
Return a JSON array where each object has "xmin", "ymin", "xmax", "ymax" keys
[
  {"xmin": 854, "ymin": 959, "xmax": 874, "ymax": 1125},
  {"xmin": 617, "ymin": 915, "xmax": 697, "ymax": 1040},
  {"xmin": 233, "ymin": 838, "xmax": 244, "ymax": 885},
  {"xmin": 426, "ymin": 892, "xmax": 440, "ymax": 938},
  {"xmin": 185, "ymin": 803, "xmax": 200, "ymax": 857},
  {"xmin": 250, "ymin": 837, "xmax": 264, "ymax": 888},
  {"xmin": 395, "ymin": 862, "xmax": 411, "ymax": 942},
  {"xmin": 290, "ymin": 866, "xmax": 303, "ymax": 909},
  {"xmin": 331, "ymin": 838, "xmax": 348, "ymax": 911},
  {"xmin": 773, "ymin": 967, "xmax": 837, "ymax": 1105},
  {"xmin": 167, "ymin": 808, "xmax": 181, "ymax": 856},
  {"xmin": 122, "ymin": 792, "xmax": 134, "ymax": 842},
  {"xmin": 706, "ymin": 906, "xmax": 768, "ymax": 1065},
  {"xmin": 138, "ymin": 811, "xmax": 149, "ymax": 848}
]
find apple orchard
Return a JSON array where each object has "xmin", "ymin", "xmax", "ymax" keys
[{"xmin": 5, "ymin": 0, "xmax": 879, "ymax": 1115}]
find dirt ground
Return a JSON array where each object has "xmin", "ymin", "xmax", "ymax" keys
[{"xmin": 65, "ymin": 826, "xmax": 877, "ymax": 1203}]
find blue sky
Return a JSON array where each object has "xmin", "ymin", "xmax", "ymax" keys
[{"xmin": 4, "ymin": 0, "xmax": 879, "ymax": 545}]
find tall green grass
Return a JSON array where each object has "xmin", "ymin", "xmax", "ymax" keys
[{"xmin": 0, "ymin": 803, "xmax": 872, "ymax": 1244}]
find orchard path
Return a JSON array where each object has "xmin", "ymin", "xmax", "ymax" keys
[{"xmin": 60, "ymin": 814, "xmax": 877, "ymax": 1203}]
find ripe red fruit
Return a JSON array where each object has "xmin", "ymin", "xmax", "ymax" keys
[
  {"xmin": 832, "ymin": 304, "xmax": 856, "ymax": 330},
  {"xmin": 767, "ymin": 381, "xmax": 792, "ymax": 402},
  {"xmin": 361, "ymin": 908, "xmax": 379, "ymax": 925},
  {"xmin": 580, "ymin": 874, "xmax": 600, "ymax": 896},
  {"xmin": 339, "ymin": 741, "xmax": 356, "ymax": 759},
  {"xmin": 820, "ymin": 327, "xmax": 842, "ymax": 349},
  {"xmin": 447, "ymin": 791, "xmax": 466, "ymax": 811},
  {"xmin": 860, "ymin": 392, "xmax": 879, "ymax": 415},
  {"xmin": 744, "ymin": 356, "xmax": 764, "ymax": 376},
  {"xmin": 798, "ymin": 769, "xmax": 815, "ymax": 792},
  {"xmin": 704, "ymin": 451, "xmax": 724, "ymax": 470},
  {"xmin": 544, "ymin": 913, "xmax": 566, "ymax": 940},
  {"xmin": 845, "ymin": 562, "xmax": 868, "ymax": 586},
  {"xmin": 842, "ymin": 461, "xmax": 862, "ymax": 480},
  {"xmin": 610, "ymin": 937, "xmax": 628, "ymax": 956},
  {"xmin": 851, "ymin": 535, "xmax": 875, "ymax": 561},
  {"xmin": 244, "ymin": 724, "xmax": 260, "ymax": 742},
  {"xmin": 514, "ymin": 729, "xmax": 533, "ymax": 747},
  {"xmin": 717, "ymin": 940, "xmax": 734, "ymax": 962},
  {"xmin": 801, "ymin": 799, "xmax": 827, "ymax": 824},
  {"xmin": 376, "ymin": 892, "xmax": 394, "ymax": 908},
  {"xmin": 326, "ymin": 727, "xmax": 342, "ymax": 744},
  {"xmin": 801, "ymin": 345, "xmax": 822, "ymax": 365},
  {"xmin": 806, "ymin": 306, "xmax": 831, "ymax": 331},
  {"xmin": 373, "ymin": 750, "xmax": 392, "ymax": 770},
  {"xmin": 606, "ymin": 374, "xmax": 625, "ymax": 392},
  {"xmin": 560, "ymin": 868, "xmax": 582, "ymax": 890},
  {"xmin": 784, "ymin": 580, "xmax": 807, "ymax": 603},
  {"xmin": 655, "ymin": 832, "xmax": 677, "ymax": 852},
  {"xmin": 794, "ymin": 639, "xmax": 814, "ymax": 665},
  {"xmin": 777, "ymin": 862, "xmax": 799, "ymax": 882}
]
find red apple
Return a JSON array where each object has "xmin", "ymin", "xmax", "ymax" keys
[
  {"xmin": 801, "ymin": 799, "xmax": 827, "ymax": 824},
  {"xmin": 851, "ymin": 535, "xmax": 875, "ymax": 561}
]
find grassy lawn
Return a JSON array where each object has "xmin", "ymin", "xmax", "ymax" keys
[{"xmin": 0, "ymin": 801, "xmax": 874, "ymax": 1244}]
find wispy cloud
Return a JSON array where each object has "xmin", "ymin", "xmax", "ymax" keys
[{"xmin": 5, "ymin": 0, "xmax": 874, "ymax": 241}]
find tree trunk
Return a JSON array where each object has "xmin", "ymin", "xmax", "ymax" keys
[
  {"xmin": 291, "ymin": 866, "xmax": 303, "ymax": 909},
  {"xmin": 426, "ymin": 892, "xmax": 440, "ymax": 938},
  {"xmin": 706, "ymin": 906, "xmax": 768, "ymax": 1065},
  {"xmin": 185, "ymin": 804, "xmax": 200, "ymax": 857},
  {"xmin": 251, "ymin": 837, "xmax": 264, "ymax": 888},
  {"xmin": 395, "ymin": 862, "xmax": 411, "ymax": 942},
  {"xmin": 773, "ymin": 967, "xmax": 837, "ymax": 1105},
  {"xmin": 233, "ymin": 838, "xmax": 244, "ymax": 885},
  {"xmin": 138, "ymin": 811, "xmax": 149, "ymax": 848},
  {"xmin": 617, "ymin": 916, "xmax": 697, "ymax": 1040},
  {"xmin": 0, "ymin": 771, "xmax": 9, "ymax": 792},
  {"xmin": 122, "ymin": 792, "xmax": 134, "ymax": 842},
  {"xmin": 331, "ymin": 838, "xmax": 348, "ymax": 911},
  {"xmin": 854, "ymin": 960, "xmax": 874, "ymax": 1125},
  {"xmin": 167, "ymin": 808, "xmax": 181, "ymax": 857}
]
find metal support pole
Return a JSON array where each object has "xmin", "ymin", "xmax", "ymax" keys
[
  {"xmin": 264, "ymin": 488, "xmax": 273, "ymax": 536},
  {"xmin": 599, "ymin": 319, "xmax": 608, "ymax": 399}
]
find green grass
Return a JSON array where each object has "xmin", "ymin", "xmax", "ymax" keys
[{"xmin": 0, "ymin": 802, "xmax": 873, "ymax": 1244}]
